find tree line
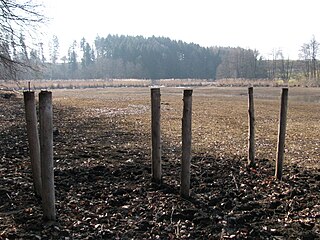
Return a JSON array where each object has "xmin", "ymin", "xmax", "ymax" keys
[
  {"xmin": 2, "ymin": 31, "xmax": 320, "ymax": 85},
  {"xmin": 1, "ymin": 0, "xmax": 320, "ymax": 85},
  {"xmin": 44, "ymin": 35, "xmax": 222, "ymax": 80}
]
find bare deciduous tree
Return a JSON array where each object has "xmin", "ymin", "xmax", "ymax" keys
[
  {"xmin": 0, "ymin": 0, "xmax": 45, "ymax": 79},
  {"xmin": 299, "ymin": 36, "xmax": 319, "ymax": 85},
  {"xmin": 278, "ymin": 51, "xmax": 293, "ymax": 83}
]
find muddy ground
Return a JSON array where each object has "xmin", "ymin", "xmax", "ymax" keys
[{"xmin": 0, "ymin": 87, "xmax": 319, "ymax": 239}]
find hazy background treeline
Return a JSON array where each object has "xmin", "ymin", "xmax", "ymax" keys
[{"xmin": 1, "ymin": 34, "xmax": 320, "ymax": 85}]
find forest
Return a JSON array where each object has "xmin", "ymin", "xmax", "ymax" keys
[{"xmin": 1, "ymin": 33, "xmax": 320, "ymax": 86}]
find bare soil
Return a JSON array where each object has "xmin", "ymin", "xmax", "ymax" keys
[{"xmin": 0, "ymin": 87, "xmax": 319, "ymax": 239}]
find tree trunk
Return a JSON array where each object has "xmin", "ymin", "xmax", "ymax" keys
[
  {"xmin": 181, "ymin": 90, "xmax": 193, "ymax": 198},
  {"xmin": 151, "ymin": 88, "xmax": 161, "ymax": 184},
  {"xmin": 23, "ymin": 91, "xmax": 42, "ymax": 197},
  {"xmin": 39, "ymin": 91, "xmax": 56, "ymax": 221}
]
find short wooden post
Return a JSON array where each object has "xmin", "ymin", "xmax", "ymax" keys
[
  {"xmin": 181, "ymin": 89, "xmax": 193, "ymax": 198},
  {"xmin": 275, "ymin": 88, "xmax": 289, "ymax": 180},
  {"xmin": 39, "ymin": 91, "xmax": 56, "ymax": 221},
  {"xmin": 23, "ymin": 91, "xmax": 42, "ymax": 198},
  {"xmin": 248, "ymin": 87, "xmax": 255, "ymax": 166},
  {"xmin": 151, "ymin": 88, "xmax": 162, "ymax": 184}
]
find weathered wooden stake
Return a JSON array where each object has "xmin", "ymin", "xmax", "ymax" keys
[
  {"xmin": 151, "ymin": 88, "xmax": 162, "ymax": 184},
  {"xmin": 248, "ymin": 87, "xmax": 255, "ymax": 167},
  {"xmin": 39, "ymin": 91, "xmax": 56, "ymax": 221},
  {"xmin": 275, "ymin": 88, "xmax": 289, "ymax": 180},
  {"xmin": 23, "ymin": 91, "xmax": 42, "ymax": 198},
  {"xmin": 181, "ymin": 89, "xmax": 193, "ymax": 198}
]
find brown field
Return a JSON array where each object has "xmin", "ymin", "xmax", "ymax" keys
[
  {"xmin": 51, "ymin": 86, "xmax": 320, "ymax": 170},
  {"xmin": 0, "ymin": 84, "xmax": 319, "ymax": 239}
]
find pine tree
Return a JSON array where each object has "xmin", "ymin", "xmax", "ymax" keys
[{"xmin": 68, "ymin": 41, "xmax": 78, "ymax": 78}]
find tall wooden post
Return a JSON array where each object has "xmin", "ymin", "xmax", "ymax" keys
[
  {"xmin": 39, "ymin": 91, "xmax": 56, "ymax": 221},
  {"xmin": 23, "ymin": 91, "xmax": 42, "ymax": 198},
  {"xmin": 275, "ymin": 88, "xmax": 289, "ymax": 180},
  {"xmin": 151, "ymin": 88, "xmax": 162, "ymax": 184},
  {"xmin": 181, "ymin": 89, "xmax": 193, "ymax": 198},
  {"xmin": 248, "ymin": 87, "xmax": 255, "ymax": 167}
]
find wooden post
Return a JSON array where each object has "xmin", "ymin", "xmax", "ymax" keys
[
  {"xmin": 23, "ymin": 91, "xmax": 42, "ymax": 198},
  {"xmin": 248, "ymin": 87, "xmax": 255, "ymax": 167},
  {"xmin": 181, "ymin": 89, "xmax": 193, "ymax": 198},
  {"xmin": 275, "ymin": 88, "xmax": 289, "ymax": 180},
  {"xmin": 151, "ymin": 88, "xmax": 162, "ymax": 184},
  {"xmin": 39, "ymin": 91, "xmax": 56, "ymax": 221}
]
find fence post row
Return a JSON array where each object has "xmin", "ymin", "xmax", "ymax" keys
[
  {"xmin": 23, "ymin": 91, "xmax": 42, "ymax": 198},
  {"xmin": 181, "ymin": 89, "xmax": 193, "ymax": 198},
  {"xmin": 248, "ymin": 87, "xmax": 255, "ymax": 167},
  {"xmin": 275, "ymin": 88, "xmax": 289, "ymax": 180},
  {"xmin": 39, "ymin": 91, "xmax": 56, "ymax": 221},
  {"xmin": 151, "ymin": 88, "xmax": 162, "ymax": 184}
]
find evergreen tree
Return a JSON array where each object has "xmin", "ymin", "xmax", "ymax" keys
[
  {"xmin": 49, "ymin": 35, "xmax": 60, "ymax": 64},
  {"xmin": 80, "ymin": 38, "xmax": 95, "ymax": 68},
  {"xmin": 68, "ymin": 40, "xmax": 78, "ymax": 78},
  {"xmin": 18, "ymin": 33, "xmax": 29, "ymax": 63}
]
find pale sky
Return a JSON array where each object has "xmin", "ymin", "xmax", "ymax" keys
[{"xmin": 42, "ymin": 0, "xmax": 320, "ymax": 59}]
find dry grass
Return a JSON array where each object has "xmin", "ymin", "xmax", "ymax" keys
[
  {"xmin": 0, "ymin": 79, "xmax": 213, "ymax": 90},
  {"xmin": 49, "ymin": 86, "xmax": 320, "ymax": 170},
  {"xmin": 214, "ymin": 78, "xmax": 303, "ymax": 87}
]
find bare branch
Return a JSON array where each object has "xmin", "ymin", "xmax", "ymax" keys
[{"xmin": 0, "ymin": 0, "xmax": 46, "ymax": 79}]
